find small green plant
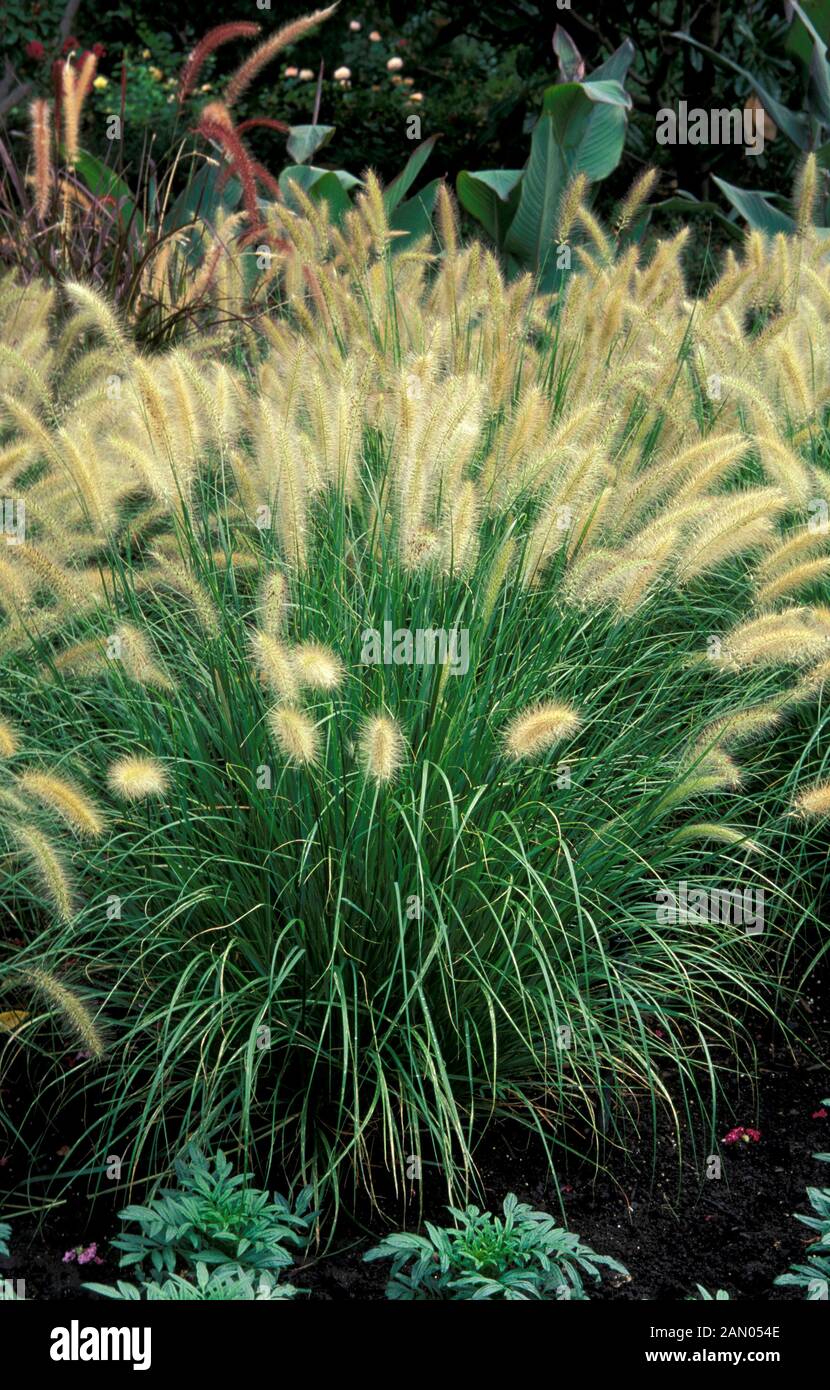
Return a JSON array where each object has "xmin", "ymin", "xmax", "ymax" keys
[
  {"xmin": 0, "ymin": 1221, "xmax": 10, "ymax": 1258},
  {"xmin": 106, "ymin": 1148, "xmax": 313, "ymax": 1283},
  {"xmin": 365, "ymin": 1194, "xmax": 627, "ymax": 1300},
  {"xmin": 85, "ymin": 1262, "xmax": 298, "ymax": 1301},
  {"xmin": 689, "ymin": 1284, "xmax": 731, "ymax": 1300},
  {"xmin": 775, "ymin": 1111, "xmax": 830, "ymax": 1301}
]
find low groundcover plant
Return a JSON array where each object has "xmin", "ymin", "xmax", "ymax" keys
[
  {"xmin": 101, "ymin": 1147, "xmax": 313, "ymax": 1280},
  {"xmin": 365, "ymin": 1193, "xmax": 628, "ymax": 1299}
]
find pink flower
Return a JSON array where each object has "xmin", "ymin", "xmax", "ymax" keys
[
  {"xmin": 812, "ymin": 1108, "xmax": 828, "ymax": 1120},
  {"xmin": 722, "ymin": 1126, "xmax": 761, "ymax": 1145},
  {"xmin": 92, "ymin": 43, "xmax": 107, "ymax": 59},
  {"xmin": 62, "ymin": 36, "xmax": 79, "ymax": 54},
  {"xmin": 25, "ymin": 40, "xmax": 46, "ymax": 60},
  {"xmin": 63, "ymin": 1242, "xmax": 102, "ymax": 1266}
]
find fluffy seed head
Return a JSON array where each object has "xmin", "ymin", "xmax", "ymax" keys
[
  {"xmin": 18, "ymin": 770, "xmax": 105, "ymax": 840},
  {"xmin": 719, "ymin": 609, "xmax": 830, "ymax": 670},
  {"xmin": 12, "ymin": 823, "xmax": 74, "ymax": 923},
  {"xmin": 250, "ymin": 631, "xmax": 299, "ymax": 701},
  {"xmin": 224, "ymin": 5, "xmax": 338, "ymax": 107},
  {"xmin": 115, "ymin": 624, "xmax": 174, "ymax": 691},
  {"xmin": 108, "ymin": 755, "xmax": 169, "ymax": 802},
  {"xmin": 30, "ymin": 98, "xmax": 53, "ymax": 219},
  {"xmin": 503, "ymin": 702, "xmax": 581, "ymax": 762},
  {"xmin": 258, "ymin": 569, "xmax": 288, "ymax": 634},
  {"xmin": 696, "ymin": 703, "xmax": 783, "ymax": 751},
  {"xmin": 294, "ymin": 641, "xmax": 344, "ymax": 691},
  {"xmin": 359, "ymin": 713, "xmax": 405, "ymax": 784},
  {"xmin": 150, "ymin": 553, "xmax": 221, "ymax": 638},
  {"xmin": 177, "ymin": 22, "xmax": 262, "ymax": 103},
  {"xmin": 20, "ymin": 966, "xmax": 104, "ymax": 1059},
  {"xmin": 792, "ymin": 780, "xmax": 830, "ymax": 819},
  {"xmin": 268, "ymin": 705, "xmax": 319, "ymax": 766},
  {"xmin": 0, "ymin": 718, "xmax": 19, "ymax": 757}
]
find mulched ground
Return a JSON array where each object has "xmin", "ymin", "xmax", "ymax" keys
[{"xmin": 2, "ymin": 994, "xmax": 828, "ymax": 1301}]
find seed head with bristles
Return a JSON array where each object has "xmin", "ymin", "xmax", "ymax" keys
[
  {"xmin": 177, "ymin": 22, "xmax": 262, "ymax": 103},
  {"xmin": 224, "ymin": 5, "xmax": 338, "ymax": 108},
  {"xmin": 795, "ymin": 153, "xmax": 818, "ymax": 236},
  {"xmin": 696, "ymin": 703, "xmax": 783, "ymax": 751},
  {"xmin": 108, "ymin": 755, "xmax": 169, "ymax": 802},
  {"xmin": 63, "ymin": 281, "xmax": 128, "ymax": 357},
  {"xmin": 20, "ymin": 967, "xmax": 104, "ymax": 1060},
  {"xmin": 792, "ymin": 779, "xmax": 830, "ymax": 819},
  {"xmin": 719, "ymin": 609, "xmax": 830, "ymax": 670},
  {"xmin": 258, "ymin": 570, "xmax": 288, "ymax": 634},
  {"xmin": 556, "ymin": 173, "xmax": 589, "ymax": 244},
  {"xmin": 442, "ymin": 479, "xmax": 480, "ymax": 575},
  {"xmin": 0, "ymin": 718, "xmax": 19, "ymax": 758},
  {"xmin": 249, "ymin": 631, "xmax": 299, "ymax": 702},
  {"xmin": 502, "ymin": 701, "xmax": 581, "ymax": 762},
  {"xmin": 18, "ymin": 770, "xmax": 105, "ymax": 840},
  {"xmin": 61, "ymin": 52, "xmax": 97, "ymax": 167},
  {"xmin": 294, "ymin": 641, "xmax": 344, "ymax": 692},
  {"xmin": 12, "ymin": 823, "xmax": 74, "ymax": 923},
  {"xmin": 660, "ymin": 749, "xmax": 743, "ymax": 811},
  {"xmin": 756, "ymin": 557, "xmax": 830, "ymax": 606},
  {"xmin": 436, "ymin": 181, "xmax": 458, "ymax": 258},
  {"xmin": 268, "ymin": 705, "xmax": 320, "ymax": 766},
  {"xmin": 114, "ymin": 624, "xmax": 174, "ymax": 692},
  {"xmin": 615, "ymin": 167, "xmax": 659, "ymax": 237},
  {"xmin": 670, "ymin": 821, "xmax": 760, "ymax": 853},
  {"xmin": 359, "ymin": 713, "xmax": 406, "ymax": 784},
  {"xmin": 149, "ymin": 553, "xmax": 221, "ymax": 638},
  {"xmin": 30, "ymin": 99, "xmax": 53, "ymax": 220}
]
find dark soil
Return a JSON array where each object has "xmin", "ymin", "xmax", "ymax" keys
[{"xmin": 2, "ymin": 997, "xmax": 828, "ymax": 1301}]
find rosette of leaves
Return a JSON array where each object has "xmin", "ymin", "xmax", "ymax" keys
[
  {"xmin": 365, "ymin": 1194, "xmax": 627, "ymax": 1300},
  {"xmin": 108, "ymin": 1148, "xmax": 313, "ymax": 1280}
]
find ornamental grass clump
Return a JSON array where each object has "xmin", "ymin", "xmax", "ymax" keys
[{"xmin": 0, "ymin": 170, "xmax": 829, "ymax": 1216}]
